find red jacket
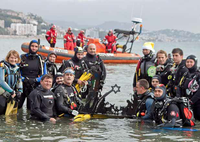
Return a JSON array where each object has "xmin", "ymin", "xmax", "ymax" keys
[
  {"xmin": 64, "ymin": 33, "xmax": 75, "ymax": 43},
  {"xmin": 46, "ymin": 28, "xmax": 57, "ymax": 43},
  {"xmin": 105, "ymin": 34, "xmax": 116, "ymax": 43},
  {"xmin": 77, "ymin": 33, "xmax": 86, "ymax": 43}
]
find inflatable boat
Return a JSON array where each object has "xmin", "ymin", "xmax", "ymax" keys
[{"xmin": 21, "ymin": 41, "xmax": 141, "ymax": 64}]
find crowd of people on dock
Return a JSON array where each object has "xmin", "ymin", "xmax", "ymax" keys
[{"xmin": 0, "ymin": 30, "xmax": 199, "ymax": 128}]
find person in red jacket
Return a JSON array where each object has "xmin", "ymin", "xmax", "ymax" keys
[
  {"xmin": 64, "ymin": 27, "xmax": 76, "ymax": 50},
  {"xmin": 46, "ymin": 25, "xmax": 57, "ymax": 48},
  {"xmin": 104, "ymin": 30, "xmax": 117, "ymax": 53},
  {"xmin": 76, "ymin": 30, "xmax": 86, "ymax": 47}
]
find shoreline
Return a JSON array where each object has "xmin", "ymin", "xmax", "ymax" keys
[{"xmin": 0, "ymin": 35, "xmax": 45, "ymax": 39}]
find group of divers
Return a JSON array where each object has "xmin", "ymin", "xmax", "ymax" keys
[{"xmin": 0, "ymin": 38, "xmax": 200, "ymax": 128}]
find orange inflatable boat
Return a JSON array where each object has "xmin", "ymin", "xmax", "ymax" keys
[{"xmin": 21, "ymin": 40, "xmax": 140, "ymax": 64}]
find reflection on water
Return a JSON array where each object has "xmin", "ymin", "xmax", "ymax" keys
[{"xmin": 0, "ymin": 38, "xmax": 200, "ymax": 141}]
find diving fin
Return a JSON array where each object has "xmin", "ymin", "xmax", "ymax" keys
[{"xmin": 5, "ymin": 100, "xmax": 17, "ymax": 116}]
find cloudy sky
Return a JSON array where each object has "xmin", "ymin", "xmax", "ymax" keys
[{"xmin": 1, "ymin": 0, "xmax": 200, "ymax": 33}]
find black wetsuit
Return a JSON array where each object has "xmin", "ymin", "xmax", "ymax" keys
[
  {"xmin": 156, "ymin": 59, "xmax": 173, "ymax": 86},
  {"xmin": 54, "ymin": 84, "xmax": 82, "ymax": 115},
  {"xmin": 46, "ymin": 60, "xmax": 57, "ymax": 78},
  {"xmin": 135, "ymin": 91, "xmax": 154, "ymax": 120},
  {"xmin": 168, "ymin": 60, "xmax": 189, "ymax": 97},
  {"xmin": 184, "ymin": 64, "xmax": 200, "ymax": 120},
  {"xmin": 82, "ymin": 53, "xmax": 106, "ymax": 91},
  {"xmin": 59, "ymin": 54, "xmax": 84, "ymax": 84},
  {"xmin": 28, "ymin": 85, "xmax": 56, "ymax": 121},
  {"xmin": 151, "ymin": 96, "xmax": 181, "ymax": 127},
  {"xmin": 133, "ymin": 52, "xmax": 156, "ymax": 88},
  {"xmin": 19, "ymin": 53, "xmax": 45, "ymax": 109}
]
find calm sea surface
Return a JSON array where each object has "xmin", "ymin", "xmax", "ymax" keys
[{"xmin": 0, "ymin": 37, "xmax": 200, "ymax": 141}]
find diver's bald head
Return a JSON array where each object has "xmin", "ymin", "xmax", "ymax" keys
[{"xmin": 87, "ymin": 43, "xmax": 96, "ymax": 55}]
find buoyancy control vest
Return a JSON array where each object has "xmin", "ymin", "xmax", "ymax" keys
[{"xmin": 0, "ymin": 60, "xmax": 22, "ymax": 94}]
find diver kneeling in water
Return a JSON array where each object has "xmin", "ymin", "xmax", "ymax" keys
[
  {"xmin": 54, "ymin": 68, "xmax": 82, "ymax": 116},
  {"xmin": 184, "ymin": 55, "xmax": 200, "ymax": 120},
  {"xmin": 28, "ymin": 74, "xmax": 57, "ymax": 123},
  {"xmin": 151, "ymin": 84, "xmax": 195, "ymax": 127}
]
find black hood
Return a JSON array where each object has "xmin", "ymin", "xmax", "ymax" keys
[
  {"xmin": 47, "ymin": 51, "xmax": 57, "ymax": 63},
  {"xmin": 155, "ymin": 84, "xmax": 166, "ymax": 101},
  {"xmin": 186, "ymin": 55, "xmax": 198, "ymax": 73},
  {"xmin": 29, "ymin": 40, "xmax": 39, "ymax": 54},
  {"xmin": 72, "ymin": 47, "xmax": 84, "ymax": 62}
]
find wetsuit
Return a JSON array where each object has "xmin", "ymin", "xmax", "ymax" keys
[
  {"xmin": 0, "ymin": 61, "xmax": 23, "ymax": 114},
  {"xmin": 168, "ymin": 60, "xmax": 189, "ymax": 97},
  {"xmin": 54, "ymin": 84, "xmax": 82, "ymax": 115},
  {"xmin": 135, "ymin": 90, "xmax": 154, "ymax": 120},
  {"xmin": 183, "ymin": 55, "xmax": 200, "ymax": 120},
  {"xmin": 19, "ymin": 41, "xmax": 47, "ymax": 109},
  {"xmin": 82, "ymin": 53, "xmax": 106, "ymax": 91},
  {"xmin": 151, "ymin": 96, "xmax": 181, "ymax": 127},
  {"xmin": 133, "ymin": 52, "xmax": 156, "ymax": 88},
  {"xmin": 155, "ymin": 59, "xmax": 173, "ymax": 86},
  {"xmin": 28, "ymin": 85, "xmax": 56, "ymax": 121},
  {"xmin": 59, "ymin": 53, "xmax": 85, "ymax": 84}
]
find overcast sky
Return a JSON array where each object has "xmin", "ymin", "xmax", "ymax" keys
[{"xmin": 1, "ymin": 0, "xmax": 200, "ymax": 33}]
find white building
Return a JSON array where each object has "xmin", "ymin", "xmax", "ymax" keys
[
  {"xmin": 0, "ymin": 20, "xmax": 4, "ymax": 28},
  {"xmin": 11, "ymin": 23, "xmax": 37, "ymax": 35},
  {"xmin": 85, "ymin": 28, "xmax": 99, "ymax": 38}
]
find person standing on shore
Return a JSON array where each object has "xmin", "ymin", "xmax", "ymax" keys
[{"xmin": 46, "ymin": 25, "xmax": 57, "ymax": 48}]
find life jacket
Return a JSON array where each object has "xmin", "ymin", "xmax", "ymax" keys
[
  {"xmin": 46, "ymin": 29, "xmax": 57, "ymax": 43},
  {"xmin": 135, "ymin": 53, "xmax": 156, "ymax": 84}
]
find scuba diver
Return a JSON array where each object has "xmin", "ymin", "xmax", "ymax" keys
[
  {"xmin": 82, "ymin": 43, "xmax": 106, "ymax": 92},
  {"xmin": 19, "ymin": 40, "xmax": 47, "ymax": 109},
  {"xmin": 151, "ymin": 84, "xmax": 195, "ymax": 127},
  {"xmin": 103, "ymin": 30, "xmax": 117, "ymax": 53},
  {"xmin": 64, "ymin": 27, "xmax": 76, "ymax": 50},
  {"xmin": 155, "ymin": 50, "xmax": 173, "ymax": 86},
  {"xmin": 0, "ymin": 50, "xmax": 22, "ymax": 115},
  {"xmin": 54, "ymin": 68, "xmax": 81, "ymax": 116},
  {"xmin": 184, "ymin": 55, "xmax": 200, "ymax": 120},
  {"xmin": 76, "ymin": 30, "xmax": 86, "ymax": 47},
  {"xmin": 167, "ymin": 48, "xmax": 189, "ymax": 97},
  {"xmin": 28, "ymin": 74, "xmax": 57, "ymax": 123},
  {"xmin": 45, "ymin": 51, "xmax": 57, "ymax": 78},
  {"xmin": 151, "ymin": 84, "xmax": 182, "ymax": 127},
  {"xmin": 59, "ymin": 47, "xmax": 87, "ymax": 86},
  {"xmin": 150, "ymin": 75, "xmax": 161, "ymax": 93},
  {"xmin": 134, "ymin": 79, "xmax": 154, "ymax": 120},
  {"xmin": 46, "ymin": 25, "xmax": 57, "ymax": 47},
  {"xmin": 51, "ymin": 72, "xmax": 64, "ymax": 92},
  {"xmin": 133, "ymin": 42, "xmax": 156, "ymax": 90}
]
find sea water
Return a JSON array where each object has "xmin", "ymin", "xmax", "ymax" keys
[{"xmin": 0, "ymin": 37, "xmax": 200, "ymax": 141}]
